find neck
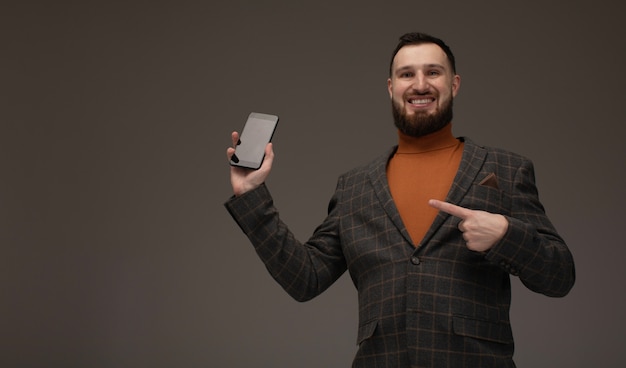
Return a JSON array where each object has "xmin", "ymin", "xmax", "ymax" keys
[{"xmin": 396, "ymin": 123, "xmax": 458, "ymax": 153}]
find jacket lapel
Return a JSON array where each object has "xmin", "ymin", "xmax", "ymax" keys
[
  {"xmin": 367, "ymin": 147, "xmax": 415, "ymax": 246},
  {"xmin": 416, "ymin": 138, "xmax": 487, "ymax": 248},
  {"xmin": 366, "ymin": 138, "xmax": 487, "ymax": 249}
]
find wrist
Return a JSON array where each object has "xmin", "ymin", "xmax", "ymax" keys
[{"xmin": 233, "ymin": 182, "xmax": 262, "ymax": 196}]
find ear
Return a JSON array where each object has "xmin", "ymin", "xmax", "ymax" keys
[
  {"xmin": 387, "ymin": 78, "xmax": 393, "ymax": 99},
  {"xmin": 451, "ymin": 74, "xmax": 461, "ymax": 97}
]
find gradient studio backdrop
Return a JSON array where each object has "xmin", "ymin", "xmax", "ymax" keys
[{"xmin": 2, "ymin": 1, "xmax": 625, "ymax": 367}]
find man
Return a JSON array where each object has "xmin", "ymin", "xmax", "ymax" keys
[{"xmin": 224, "ymin": 32, "xmax": 575, "ymax": 367}]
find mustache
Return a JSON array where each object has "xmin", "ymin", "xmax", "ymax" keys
[{"xmin": 404, "ymin": 87, "xmax": 438, "ymax": 98}]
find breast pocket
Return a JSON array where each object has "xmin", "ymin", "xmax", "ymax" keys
[{"xmin": 460, "ymin": 184, "xmax": 512, "ymax": 216}]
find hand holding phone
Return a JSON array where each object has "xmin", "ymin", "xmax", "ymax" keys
[{"xmin": 229, "ymin": 112, "xmax": 279, "ymax": 170}]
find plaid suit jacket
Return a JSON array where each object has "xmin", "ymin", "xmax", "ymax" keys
[{"xmin": 225, "ymin": 138, "xmax": 575, "ymax": 368}]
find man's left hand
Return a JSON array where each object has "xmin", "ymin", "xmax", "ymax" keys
[{"xmin": 428, "ymin": 199, "xmax": 509, "ymax": 253}]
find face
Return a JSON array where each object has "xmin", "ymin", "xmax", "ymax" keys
[{"xmin": 387, "ymin": 43, "xmax": 461, "ymax": 137}]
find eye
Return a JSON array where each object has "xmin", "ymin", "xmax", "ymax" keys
[
  {"xmin": 427, "ymin": 70, "xmax": 441, "ymax": 77},
  {"xmin": 399, "ymin": 71, "xmax": 414, "ymax": 78}
]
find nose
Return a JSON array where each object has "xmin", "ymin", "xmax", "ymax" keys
[{"xmin": 411, "ymin": 73, "xmax": 429, "ymax": 93}]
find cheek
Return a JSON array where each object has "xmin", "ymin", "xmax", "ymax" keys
[
  {"xmin": 391, "ymin": 86, "xmax": 404, "ymax": 101},
  {"xmin": 440, "ymin": 87, "xmax": 454, "ymax": 101}
]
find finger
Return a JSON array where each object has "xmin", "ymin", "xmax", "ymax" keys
[
  {"xmin": 226, "ymin": 147, "xmax": 235, "ymax": 161},
  {"xmin": 261, "ymin": 143, "xmax": 274, "ymax": 168},
  {"xmin": 231, "ymin": 131, "xmax": 240, "ymax": 148},
  {"xmin": 457, "ymin": 219, "xmax": 467, "ymax": 233},
  {"xmin": 428, "ymin": 199, "xmax": 472, "ymax": 220},
  {"xmin": 227, "ymin": 132, "xmax": 240, "ymax": 162}
]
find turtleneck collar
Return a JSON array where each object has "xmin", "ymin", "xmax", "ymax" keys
[{"xmin": 395, "ymin": 123, "xmax": 459, "ymax": 154}]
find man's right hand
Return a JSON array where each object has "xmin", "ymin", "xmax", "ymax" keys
[{"xmin": 226, "ymin": 131, "xmax": 275, "ymax": 196}]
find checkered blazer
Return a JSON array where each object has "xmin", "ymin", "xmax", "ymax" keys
[{"xmin": 225, "ymin": 138, "xmax": 575, "ymax": 368}]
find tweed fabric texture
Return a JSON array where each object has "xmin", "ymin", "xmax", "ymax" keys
[{"xmin": 225, "ymin": 138, "xmax": 575, "ymax": 367}]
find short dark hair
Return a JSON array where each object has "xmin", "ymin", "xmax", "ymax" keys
[{"xmin": 389, "ymin": 32, "xmax": 457, "ymax": 76}]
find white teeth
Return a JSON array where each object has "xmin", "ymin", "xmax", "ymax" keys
[{"xmin": 410, "ymin": 99, "xmax": 432, "ymax": 104}]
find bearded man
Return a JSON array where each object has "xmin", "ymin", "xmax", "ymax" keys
[{"xmin": 225, "ymin": 32, "xmax": 575, "ymax": 368}]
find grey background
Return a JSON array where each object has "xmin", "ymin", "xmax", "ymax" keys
[{"xmin": 2, "ymin": 1, "xmax": 624, "ymax": 367}]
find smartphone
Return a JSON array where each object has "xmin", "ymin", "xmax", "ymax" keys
[{"xmin": 230, "ymin": 112, "xmax": 279, "ymax": 170}]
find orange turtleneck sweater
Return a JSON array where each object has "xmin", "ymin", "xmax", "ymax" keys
[{"xmin": 386, "ymin": 124, "xmax": 464, "ymax": 246}]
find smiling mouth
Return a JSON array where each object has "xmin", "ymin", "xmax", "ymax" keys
[{"xmin": 408, "ymin": 97, "xmax": 434, "ymax": 105}]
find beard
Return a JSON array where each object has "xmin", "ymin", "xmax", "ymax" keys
[{"xmin": 392, "ymin": 96, "xmax": 454, "ymax": 138}]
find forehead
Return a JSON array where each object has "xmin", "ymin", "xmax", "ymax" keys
[{"xmin": 391, "ymin": 43, "xmax": 450, "ymax": 71}]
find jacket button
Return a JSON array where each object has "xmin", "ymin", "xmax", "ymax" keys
[{"xmin": 411, "ymin": 256, "xmax": 420, "ymax": 265}]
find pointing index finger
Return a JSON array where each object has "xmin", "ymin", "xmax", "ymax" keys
[{"xmin": 428, "ymin": 199, "xmax": 472, "ymax": 220}]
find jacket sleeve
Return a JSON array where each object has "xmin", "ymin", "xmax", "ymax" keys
[
  {"xmin": 485, "ymin": 159, "xmax": 575, "ymax": 297},
  {"xmin": 224, "ymin": 182, "xmax": 347, "ymax": 302}
]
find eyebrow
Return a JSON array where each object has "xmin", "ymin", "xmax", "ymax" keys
[{"xmin": 395, "ymin": 63, "xmax": 446, "ymax": 72}]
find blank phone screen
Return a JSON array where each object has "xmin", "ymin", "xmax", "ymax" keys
[{"xmin": 231, "ymin": 113, "xmax": 278, "ymax": 169}]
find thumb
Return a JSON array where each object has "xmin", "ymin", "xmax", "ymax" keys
[{"xmin": 259, "ymin": 143, "xmax": 275, "ymax": 171}]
